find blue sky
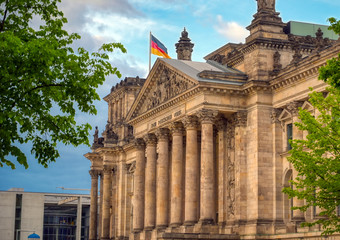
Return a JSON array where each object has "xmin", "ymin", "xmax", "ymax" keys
[{"xmin": 0, "ymin": 0, "xmax": 339, "ymax": 194}]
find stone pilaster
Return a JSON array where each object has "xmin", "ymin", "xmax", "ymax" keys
[
  {"xmin": 101, "ymin": 166, "xmax": 112, "ymax": 240},
  {"xmin": 216, "ymin": 118, "xmax": 227, "ymax": 225},
  {"xmin": 182, "ymin": 115, "xmax": 200, "ymax": 225},
  {"xmin": 144, "ymin": 133, "xmax": 157, "ymax": 230},
  {"xmin": 99, "ymin": 172, "xmax": 103, "ymax": 238},
  {"xmin": 89, "ymin": 170, "xmax": 99, "ymax": 240},
  {"xmin": 133, "ymin": 138, "xmax": 146, "ymax": 232},
  {"xmin": 197, "ymin": 109, "xmax": 218, "ymax": 224},
  {"xmin": 155, "ymin": 128, "xmax": 170, "ymax": 228},
  {"xmin": 169, "ymin": 122, "xmax": 184, "ymax": 226},
  {"xmin": 233, "ymin": 111, "xmax": 247, "ymax": 224},
  {"xmin": 286, "ymin": 101, "xmax": 305, "ymax": 222}
]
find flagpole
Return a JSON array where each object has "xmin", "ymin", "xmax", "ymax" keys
[{"xmin": 149, "ymin": 31, "xmax": 151, "ymax": 73}]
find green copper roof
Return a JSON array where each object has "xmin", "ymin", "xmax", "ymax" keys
[{"xmin": 285, "ymin": 21, "xmax": 338, "ymax": 40}]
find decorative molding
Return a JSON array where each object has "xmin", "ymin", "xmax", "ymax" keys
[{"xmin": 215, "ymin": 117, "xmax": 228, "ymax": 131}]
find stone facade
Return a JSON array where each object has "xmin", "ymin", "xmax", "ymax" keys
[{"xmin": 84, "ymin": 1, "xmax": 340, "ymax": 240}]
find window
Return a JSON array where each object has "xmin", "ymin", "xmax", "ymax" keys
[{"xmin": 287, "ymin": 123, "xmax": 293, "ymax": 150}]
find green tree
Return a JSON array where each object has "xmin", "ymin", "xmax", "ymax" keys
[
  {"xmin": 0, "ymin": 0, "xmax": 126, "ymax": 169},
  {"xmin": 283, "ymin": 18, "xmax": 340, "ymax": 235}
]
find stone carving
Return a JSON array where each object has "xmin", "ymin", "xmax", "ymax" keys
[
  {"xmin": 226, "ymin": 121, "xmax": 235, "ymax": 217},
  {"xmin": 169, "ymin": 122, "xmax": 184, "ymax": 135},
  {"xmin": 196, "ymin": 109, "xmax": 218, "ymax": 124},
  {"xmin": 270, "ymin": 108, "xmax": 283, "ymax": 123},
  {"xmin": 145, "ymin": 67, "xmax": 195, "ymax": 111},
  {"xmin": 288, "ymin": 35, "xmax": 303, "ymax": 65},
  {"xmin": 134, "ymin": 138, "xmax": 145, "ymax": 150},
  {"xmin": 92, "ymin": 126, "xmax": 104, "ymax": 148},
  {"xmin": 103, "ymin": 121, "xmax": 118, "ymax": 143},
  {"xmin": 286, "ymin": 101, "xmax": 303, "ymax": 117},
  {"xmin": 232, "ymin": 111, "xmax": 247, "ymax": 127},
  {"xmin": 103, "ymin": 165, "xmax": 113, "ymax": 175},
  {"xmin": 89, "ymin": 169, "xmax": 99, "ymax": 179},
  {"xmin": 155, "ymin": 128, "xmax": 170, "ymax": 141},
  {"xmin": 182, "ymin": 115, "xmax": 199, "ymax": 129},
  {"xmin": 144, "ymin": 133, "xmax": 157, "ymax": 146},
  {"xmin": 210, "ymin": 54, "xmax": 225, "ymax": 64},
  {"xmin": 271, "ymin": 51, "xmax": 282, "ymax": 75},
  {"xmin": 175, "ymin": 28, "xmax": 194, "ymax": 61},
  {"xmin": 256, "ymin": 0, "xmax": 275, "ymax": 11}
]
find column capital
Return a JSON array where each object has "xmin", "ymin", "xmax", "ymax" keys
[
  {"xmin": 170, "ymin": 122, "xmax": 184, "ymax": 135},
  {"xmin": 232, "ymin": 111, "xmax": 247, "ymax": 127},
  {"xmin": 134, "ymin": 138, "xmax": 145, "ymax": 150},
  {"xmin": 155, "ymin": 128, "xmax": 170, "ymax": 141},
  {"xmin": 196, "ymin": 109, "xmax": 218, "ymax": 124},
  {"xmin": 286, "ymin": 101, "xmax": 303, "ymax": 117},
  {"xmin": 215, "ymin": 117, "xmax": 228, "ymax": 131},
  {"xmin": 89, "ymin": 169, "xmax": 99, "ymax": 179},
  {"xmin": 103, "ymin": 165, "xmax": 113, "ymax": 175},
  {"xmin": 182, "ymin": 115, "xmax": 199, "ymax": 129},
  {"xmin": 144, "ymin": 133, "xmax": 157, "ymax": 146}
]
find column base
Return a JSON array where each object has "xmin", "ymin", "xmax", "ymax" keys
[
  {"xmin": 132, "ymin": 228, "xmax": 143, "ymax": 233},
  {"xmin": 144, "ymin": 226, "xmax": 155, "ymax": 231},
  {"xmin": 199, "ymin": 218, "xmax": 214, "ymax": 225},
  {"xmin": 156, "ymin": 224, "xmax": 168, "ymax": 230},
  {"xmin": 169, "ymin": 222, "xmax": 182, "ymax": 227},
  {"xmin": 183, "ymin": 220, "xmax": 197, "ymax": 226}
]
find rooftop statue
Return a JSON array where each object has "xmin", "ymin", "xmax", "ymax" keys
[{"xmin": 256, "ymin": 0, "xmax": 275, "ymax": 11}]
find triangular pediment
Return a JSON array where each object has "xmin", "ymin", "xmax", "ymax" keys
[
  {"xmin": 301, "ymin": 101, "xmax": 314, "ymax": 113},
  {"xmin": 127, "ymin": 59, "xmax": 198, "ymax": 121},
  {"xmin": 278, "ymin": 109, "xmax": 291, "ymax": 122}
]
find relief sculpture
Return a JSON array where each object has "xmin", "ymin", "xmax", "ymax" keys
[
  {"xmin": 226, "ymin": 122, "xmax": 236, "ymax": 217},
  {"xmin": 145, "ymin": 66, "xmax": 194, "ymax": 111}
]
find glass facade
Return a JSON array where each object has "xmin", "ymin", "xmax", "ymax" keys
[{"xmin": 43, "ymin": 204, "xmax": 89, "ymax": 240}]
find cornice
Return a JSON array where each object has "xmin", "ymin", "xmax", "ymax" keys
[
  {"xmin": 84, "ymin": 152, "xmax": 102, "ymax": 162},
  {"xmin": 270, "ymin": 42, "xmax": 340, "ymax": 91},
  {"xmin": 103, "ymin": 85, "xmax": 141, "ymax": 103}
]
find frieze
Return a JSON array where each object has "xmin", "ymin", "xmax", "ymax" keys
[{"xmin": 149, "ymin": 110, "xmax": 183, "ymax": 129}]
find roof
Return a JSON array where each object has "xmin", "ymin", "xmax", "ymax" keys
[
  {"xmin": 285, "ymin": 21, "xmax": 338, "ymax": 40},
  {"xmin": 160, "ymin": 58, "xmax": 247, "ymax": 85}
]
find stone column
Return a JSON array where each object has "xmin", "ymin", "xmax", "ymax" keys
[
  {"xmin": 144, "ymin": 133, "xmax": 157, "ymax": 230},
  {"xmin": 216, "ymin": 118, "xmax": 227, "ymax": 224},
  {"xmin": 287, "ymin": 101, "xmax": 305, "ymax": 222},
  {"xmin": 113, "ymin": 100, "xmax": 117, "ymax": 124},
  {"xmin": 101, "ymin": 166, "xmax": 112, "ymax": 240},
  {"xmin": 89, "ymin": 170, "xmax": 99, "ymax": 240},
  {"xmin": 170, "ymin": 122, "xmax": 184, "ymax": 226},
  {"xmin": 133, "ymin": 138, "xmax": 146, "ymax": 232},
  {"xmin": 99, "ymin": 172, "xmax": 103, "ymax": 238},
  {"xmin": 182, "ymin": 116, "xmax": 199, "ymax": 225},
  {"xmin": 197, "ymin": 109, "xmax": 218, "ymax": 224},
  {"xmin": 155, "ymin": 128, "xmax": 170, "ymax": 228}
]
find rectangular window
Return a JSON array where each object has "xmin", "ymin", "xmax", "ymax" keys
[{"xmin": 287, "ymin": 123, "xmax": 293, "ymax": 150}]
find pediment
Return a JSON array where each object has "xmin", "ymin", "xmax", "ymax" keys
[
  {"xmin": 278, "ymin": 109, "xmax": 292, "ymax": 122},
  {"xmin": 127, "ymin": 59, "xmax": 197, "ymax": 120},
  {"xmin": 301, "ymin": 101, "xmax": 314, "ymax": 113}
]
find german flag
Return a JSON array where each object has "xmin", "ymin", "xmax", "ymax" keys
[{"xmin": 151, "ymin": 34, "xmax": 171, "ymax": 59}]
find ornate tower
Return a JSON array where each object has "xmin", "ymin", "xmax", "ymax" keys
[
  {"xmin": 246, "ymin": 0, "xmax": 286, "ymax": 42},
  {"xmin": 175, "ymin": 28, "xmax": 194, "ymax": 61}
]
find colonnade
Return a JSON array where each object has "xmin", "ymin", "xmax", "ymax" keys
[{"xmin": 133, "ymin": 109, "xmax": 220, "ymax": 232}]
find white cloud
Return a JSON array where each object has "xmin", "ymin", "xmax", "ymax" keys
[{"xmin": 214, "ymin": 15, "xmax": 249, "ymax": 43}]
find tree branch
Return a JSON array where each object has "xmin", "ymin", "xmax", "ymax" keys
[{"xmin": 0, "ymin": 0, "xmax": 9, "ymax": 33}]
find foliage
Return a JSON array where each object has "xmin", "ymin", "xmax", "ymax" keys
[
  {"xmin": 283, "ymin": 18, "xmax": 340, "ymax": 235},
  {"xmin": 0, "ymin": 0, "xmax": 126, "ymax": 169}
]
